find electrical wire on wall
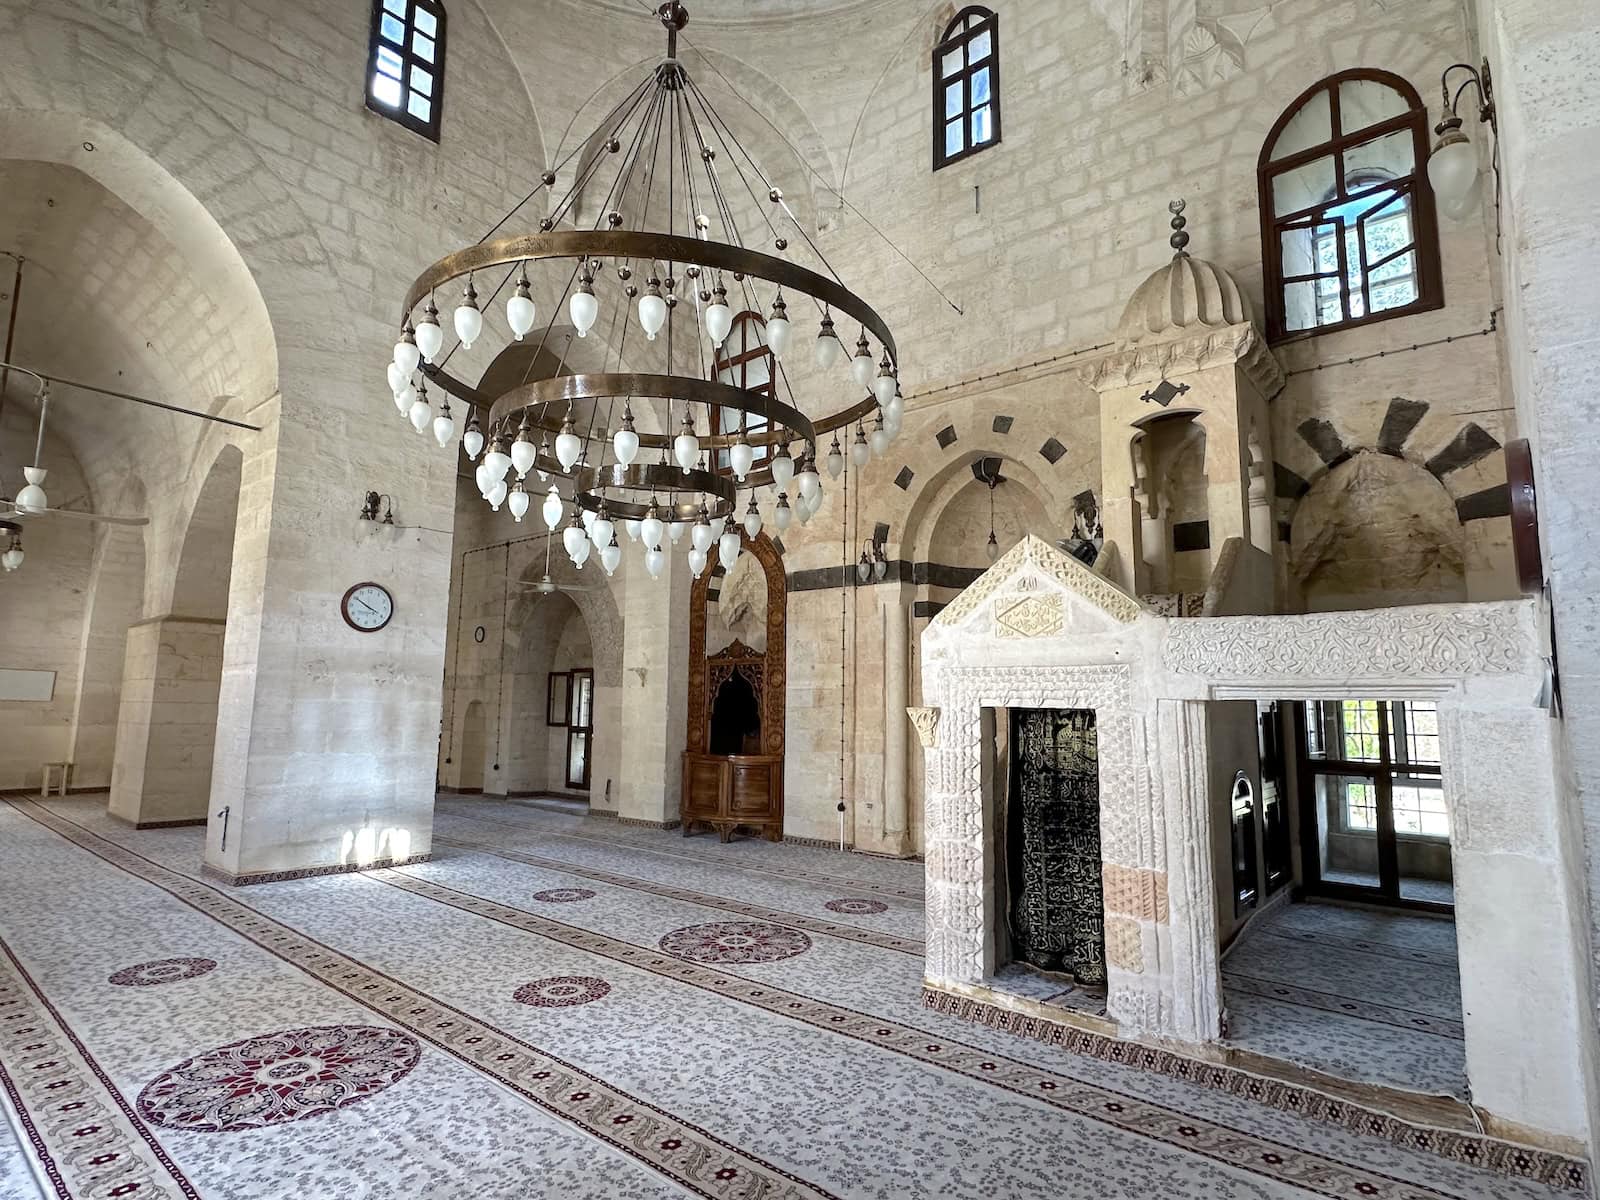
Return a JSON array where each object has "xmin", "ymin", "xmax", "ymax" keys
[{"xmin": 838, "ymin": 447, "xmax": 849, "ymax": 851}]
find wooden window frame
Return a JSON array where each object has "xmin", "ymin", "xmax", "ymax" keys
[
  {"xmin": 710, "ymin": 311, "xmax": 775, "ymax": 472},
  {"xmin": 1257, "ymin": 68, "xmax": 1442, "ymax": 345},
  {"xmin": 545, "ymin": 671, "xmax": 569, "ymax": 727},
  {"xmin": 366, "ymin": 0, "xmax": 446, "ymax": 143},
  {"xmin": 565, "ymin": 668, "xmax": 594, "ymax": 791},
  {"xmin": 932, "ymin": 6, "xmax": 1002, "ymax": 171}
]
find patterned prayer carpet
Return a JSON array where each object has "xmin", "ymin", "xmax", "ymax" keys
[{"xmin": 0, "ymin": 794, "xmax": 1580, "ymax": 1200}]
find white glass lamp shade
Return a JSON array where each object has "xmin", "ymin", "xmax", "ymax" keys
[
  {"xmin": 506, "ymin": 284, "xmax": 537, "ymax": 340},
  {"xmin": 563, "ymin": 521, "xmax": 587, "ymax": 562},
  {"xmin": 487, "ymin": 480, "xmax": 508, "ymax": 510},
  {"xmin": 591, "ymin": 513, "xmax": 614, "ymax": 550},
  {"xmin": 797, "ymin": 461, "xmax": 820, "ymax": 500},
  {"xmin": 729, "ymin": 437, "xmax": 755, "ymax": 482},
  {"xmin": 623, "ymin": 518, "xmax": 641, "ymax": 542},
  {"xmin": 824, "ymin": 438, "xmax": 844, "ymax": 479},
  {"xmin": 795, "ymin": 494, "xmax": 812, "ymax": 525},
  {"xmin": 510, "ymin": 435, "xmax": 537, "ymax": 477},
  {"xmin": 507, "ymin": 487, "xmax": 530, "ymax": 522},
  {"xmin": 690, "ymin": 516, "xmax": 716, "ymax": 555},
  {"xmin": 870, "ymin": 422, "xmax": 891, "ymax": 458},
  {"xmin": 432, "ymin": 409, "xmax": 456, "ymax": 448},
  {"xmin": 705, "ymin": 296, "xmax": 733, "ymax": 347},
  {"xmin": 883, "ymin": 408, "xmax": 902, "ymax": 440},
  {"xmin": 814, "ymin": 326, "xmax": 841, "ymax": 370},
  {"xmin": 743, "ymin": 502, "xmax": 762, "ymax": 540},
  {"xmin": 1, "ymin": 543, "xmax": 21, "ymax": 571},
  {"xmin": 15, "ymin": 467, "xmax": 47, "ymax": 515},
  {"xmin": 408, "ymin": 398, "xmax": 432, "ymax": 432},
  {"xmin": 856, "ymin": 554, "xmax": 871, "ymax": 584},
  {"xmin": 415, "ymin": 313, "xmax": 444, "ymax": 362},
  {"xmin": 474, "ymin": 462, "xmax": 493, "ymax": 498},
  {"xmin": 851, "ymin": 348, "xmax": 875, "ymax": 390},
  {"xmin": 884, "ymin": 392, "xmax": 904, "ymax": 422},
  {"xmin": 645, "ymin": 546, "xmax": 666, "ymax": 578},
  {"xmin": 555, "ymin": 423, "xmax": 583, "ymax": 472},
  {"xmin": 851, "ymin": 431, "xmax": 870, "ymax": 469},
  {"xmin": 395, "ymin": 383, "xmax": 416, "ymax": 415},
  {"xmin": 387, "ymin": 361, "xmax": 407, "ymax": 396},
  {"xmin": 667, "ymin": 520, "xmax": 687, "ymax": 545},
  {"xmin": 580, "ymin": 507, "xmax": 597, "ymax": 535},
  {"xmin": 986, "ymin": 531, "xmax": 1000, "ymax": 562},
  {"xmin": 612, "ymin": 425, "xmax": 640, "ymax": 467},
  {"xmin": 873, "ymin": 370, "xmax": 897, "ymax": 408},
  {"xmin": 640, "ymin": 511, "xmax": 665, "ymax": 551},
  {"xmin": 393, "ymin": 334, "xmax": 421, "ymax": 376},
  {"xmin": 638, "ymin": 285, "xmax": 668, "ymax": 341},
  {"xmin": 462, "ymin": 425, "xmax": 485, "ymax": 459},
  {"xmin": 770, "ymin": 446, "xmax": 795, "ymax": 490},
  {"xmin": 687, "ymin": 546, "xmax": 708, "ymax": 579},
  {"xmin": 766, "ymin": 314, "xmax": 791, "ymax": 358},
  {"xmin": 600, "ymin": 538, "xmax": 622, "ymax": 576},
  {"xmin": 1428, "ymin": 127, "xmax": 1479, "ymax": 217},
  {"xmin": 673, "ymin": 428, "xmax": 700, "ymax": 474},
  {"xmin": 773, "ymin": 493, "xmax": 793, "ymax": 532},
  {"xmin": 572, "ymin": 536, "xmax": 592, "ymax": 568},
  {"xmin": 454, "ymin": 295, "xmax": 483, "ymax": 349},
  {"xmin": 484, "ymin": 446, "xmax": 512, "ymax": 483},
  {"xmin": 718, "ymin": 526, "xmax": 742, "ymax": 572},
  {"xmin": 570, "ymin": 284, "xmax": 599, "ymax": 338},
  {"xmin": 542, "ymin": 487, "xmax": 564, "ymax": 531}
]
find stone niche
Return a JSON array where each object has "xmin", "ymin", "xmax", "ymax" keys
[{"xmin": 916, "ymin": 534, "xmax": 1595, "ymax": 1148}]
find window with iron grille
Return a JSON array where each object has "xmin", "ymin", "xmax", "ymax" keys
[
  {"xmin": 367, "ymin": 0, "xmax": 445, "ymax": 142},
  {"xmin": 933, "ymin": 7, "xmax": 1001, "ymax": 170}
]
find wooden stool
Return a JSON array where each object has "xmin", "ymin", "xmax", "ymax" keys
[{"xmin": 40, "ymin": 761, "xmax": 72, "ymax": 798}]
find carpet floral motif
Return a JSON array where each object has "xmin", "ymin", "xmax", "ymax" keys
[
  {"xmin": 107, "ymin": 957, "xmax": 217, "ymax": 987},
  {"xmin": 659, "ymin": 921, "xmax": 812, "ymax": 963},
  {"xmin": 532, "ymin": 887, "xmax": 596, "ymax": 903},
  {"xmin": 136, "ymin": 1024, "xmax": 421, "ymax": 1132},
  {"xmin": 822, "ymin": 898, "xmax": 887, "ymax": 915},
  {"xmin": 513, "ymin": 976, "xmax": 612, "ymax": 1008}
]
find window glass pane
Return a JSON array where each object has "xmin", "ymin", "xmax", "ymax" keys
[
  {"xmin": 567, "ymin": 731, "xmax": 588, "ymax": 784},
  {"xmin": 380, "ymin": 12, "xmax": 406, "ymax": 44},
  {"xmin": 1338, "ymin": 78, "xmax": 1410, "ymax": 136},
  {"xmin": 1369, "ymin": 252, "xmax": 1417, "ymax": 313},
  {"xmin": 1282, "ymin": 280, "xmax": 1319, "ymax": 332},
  {"xmin": 971, "ymin": 104, "xmax": 993, "ymax": 146},
  {"xmin": 411, "ymin": 66, "xmax": 433, "ymax": 96},
  {"xmin": 942, "ymin": 47, "xmax": 962, "ymax": 77},
  {"xmin": 944, "ymin": 81, "xmax": 963, "ymax": 119},
  {"xmin": 968, "ymin": 29, "xmax": 991, "ymax": 63},
  {"xmin": 376, "ymin": 45, "xmax": 403, "ymax": 78},
  {"xmin": 382, "ymin": 0, "xmax": 405, "ymax": 15},
  {"xmin": 944, "ymin": 119, "xmax": 963, "ymax": 158},
  {"xmin": 971, "ymin": 66, "xmax": 991, "ymax": 106},
  {"xmin": 743, "ymin": 356, "xmax": 770, "ymax": 389},
  {"xmin": 1272, "ymin": 153, "xmax": 1336, "ymax": 217},
  {"xmin": 414, "ymin": 32, "xmax": 435, "ymax": 64},
  {"xmin": 1343, "ymin": 127, "xmax": 1415, "ymax": 183},
  {"xmin": 407, "ymin": 92, "xmax": 432, "ymax": 123},
  {"xmin": 413, "ymin": 5, "xmax": 437, "ymax": 36},
  {"xmin": 371, "ymin": 72, "xmax": 402, "ymax": 108},
  {"xmin": 1343, "ymin": 779, "xmax": 1377, "ymax": 831},
  {"xmin": 1269, "ymin": 88, "xmax": 1331, "ymax": 160}
]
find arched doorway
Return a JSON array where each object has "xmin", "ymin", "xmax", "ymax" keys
[{"xmin": 108, "ymin": 445, "xmax": 241, "ymax": 826}]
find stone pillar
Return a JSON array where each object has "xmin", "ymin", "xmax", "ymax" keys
[
  {"xmin": 879, "ymin": 590, "xmax": 913, "ymax": 856},
  {"xmin": 108, "ymin": 615, "xmax": 226, "ymax": 826},
  {"xmin": 617, "ymin": 550, "xmax": 690, "ymax": 825}
]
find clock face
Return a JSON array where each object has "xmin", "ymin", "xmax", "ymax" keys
[{"xmin": 341, "ymin": 582, "xmax": 394, "ymax": 632}]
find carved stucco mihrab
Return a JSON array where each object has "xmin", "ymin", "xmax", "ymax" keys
[
  {"xmin": 1163, "ymin": 602, "xmax": 1529, "ymax": 679},
  {"xmin": 995, "ymin": 593, "xmax": 1064, "ymax": 639},
  {"xmin": 906, "ymin": 706, "xmax": 940, "ymax": 748},
  {"xmin": 932, "ymin": 535, "xmax": 1142, "ymax": 631}
]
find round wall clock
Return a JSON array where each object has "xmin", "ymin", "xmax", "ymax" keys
[{"xmin": 341, "ymin": 582, "xmax": 394, "ymax": 632}]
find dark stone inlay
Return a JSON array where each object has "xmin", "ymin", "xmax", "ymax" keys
[
  {"xmin": 894, "ymin": 466, "xmax": 915, "ymax": 491},
  {"xmin": 873, "ymin": 521, "xmax": 890, "ymax": 544},
  {"xmin": 1040, "ymin": 437, "xmax": 1068, "ymax": 465},
  {"xmin": 1172, "ymin": 520, "xmax": 1211, "ymax": 553},
  {"xmin": 1456, "ymin": 484, "xmax": 1512, "ymax": 522},
  {"xmin": 912, "ymin": 600, "xmax": 946, "ymax": 619},
  {"xmin": 935, "ymin": 425, "xmax": 958, "ymax": 449},
  {"xmin": 1277, "ymin": 520, "xmax": 1293, "ymax": 543},
  {"xmin": 1377, "ymin": 397, "xmax": 1430, "ymax": 454},
  {"xmin": 1297, "ymin": 418, "xmax": 1349, "ymax": 466},
  {"xmin": 1274, "ymin": 462, "xmax": 1311, "ymax": 500},
  {"xmin": 992, "ymin": 415, "xmax": 1014, "ymax": 434},
  {"xmin": 788, "ymin": 559, "xmax": 987, "ymax": 593},
  {"xmin": 1426, "ymin": 422, "xmax": 1501, "ymax": 478}
]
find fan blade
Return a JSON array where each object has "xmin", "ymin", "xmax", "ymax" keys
[{"xmin": 0, "ymin": 501, "xmax": 148, "ymax": 526}]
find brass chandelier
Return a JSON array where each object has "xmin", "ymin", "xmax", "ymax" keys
[{"xmin": 387, "ymin": 1, "xmax": 904, "ymax": 580}]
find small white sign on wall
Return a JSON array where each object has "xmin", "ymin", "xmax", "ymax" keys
[{"xmin": 0, "ymin": 669, "xmax": 57, "ymax": 702}]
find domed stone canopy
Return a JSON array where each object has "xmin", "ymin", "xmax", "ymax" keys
[{"xmin": 1115, "ymin": 249, "xmax": 1253, "ymax": 346}]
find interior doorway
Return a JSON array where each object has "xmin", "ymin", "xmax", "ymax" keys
[{"xmin": 1294, "ymin": 699, "xmax": 1452, "ymax": 911}]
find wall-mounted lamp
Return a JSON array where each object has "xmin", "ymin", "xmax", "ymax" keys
[
  {"xmin": 359, "ymin": 491, "xmax": 395, "ymax": 524},
  {"xmin": 1429, "ymin": 59, "xmax": 1497, "ymax": 222},
  {"xmin": 855, "ymin": 539, "xmax": 889, "ymax": 584},
  {"xmin": 0, "ymin": 520, "xmax": 22, "ymax": 572}
]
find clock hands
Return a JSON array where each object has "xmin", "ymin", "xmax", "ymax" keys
[{"xmin": 353, "ymin": 596, "xmax": 379, "ymax": 617}]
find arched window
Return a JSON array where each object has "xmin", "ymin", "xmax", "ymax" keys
[
  {"xmin": 712, "ymin": 311, "xmax": 774, "ymax": 472},
  {"xmin": 933, "ymin": 7, "xmax": 1001, "ymax": 170},
  {"xmin": 367, "ymin": 0, "xmax": 446, "ymax": 142},
  {"xmin": 1258, "ymin": 70, "xmax": 1441, "ymax": 342}
]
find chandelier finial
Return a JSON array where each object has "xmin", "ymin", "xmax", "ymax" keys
[
  {"xmin": 1168, "ymin": 198, "xmax": 1190, "ymax": 257},
  {"xmin": 659, "ymin": 1, "xmax": 688, "ymax": 57}
]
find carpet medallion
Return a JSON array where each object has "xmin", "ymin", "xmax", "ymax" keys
[
  {"xmin": 658, "ymin": 921, "xmax": 813, "ymax": 964},
  {"xmin": 107, "ymin": 959, "xmax": 217, "ymax": 988}
]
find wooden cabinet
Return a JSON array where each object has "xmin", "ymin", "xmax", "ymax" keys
[{"xmin": 681, "ymin": 752, "xmax": 784, "ymax": 842}]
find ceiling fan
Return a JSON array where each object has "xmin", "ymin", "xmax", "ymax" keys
[{"xmin": 510, "ymin": 535, "xmax": 603, "ymax": 599}]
